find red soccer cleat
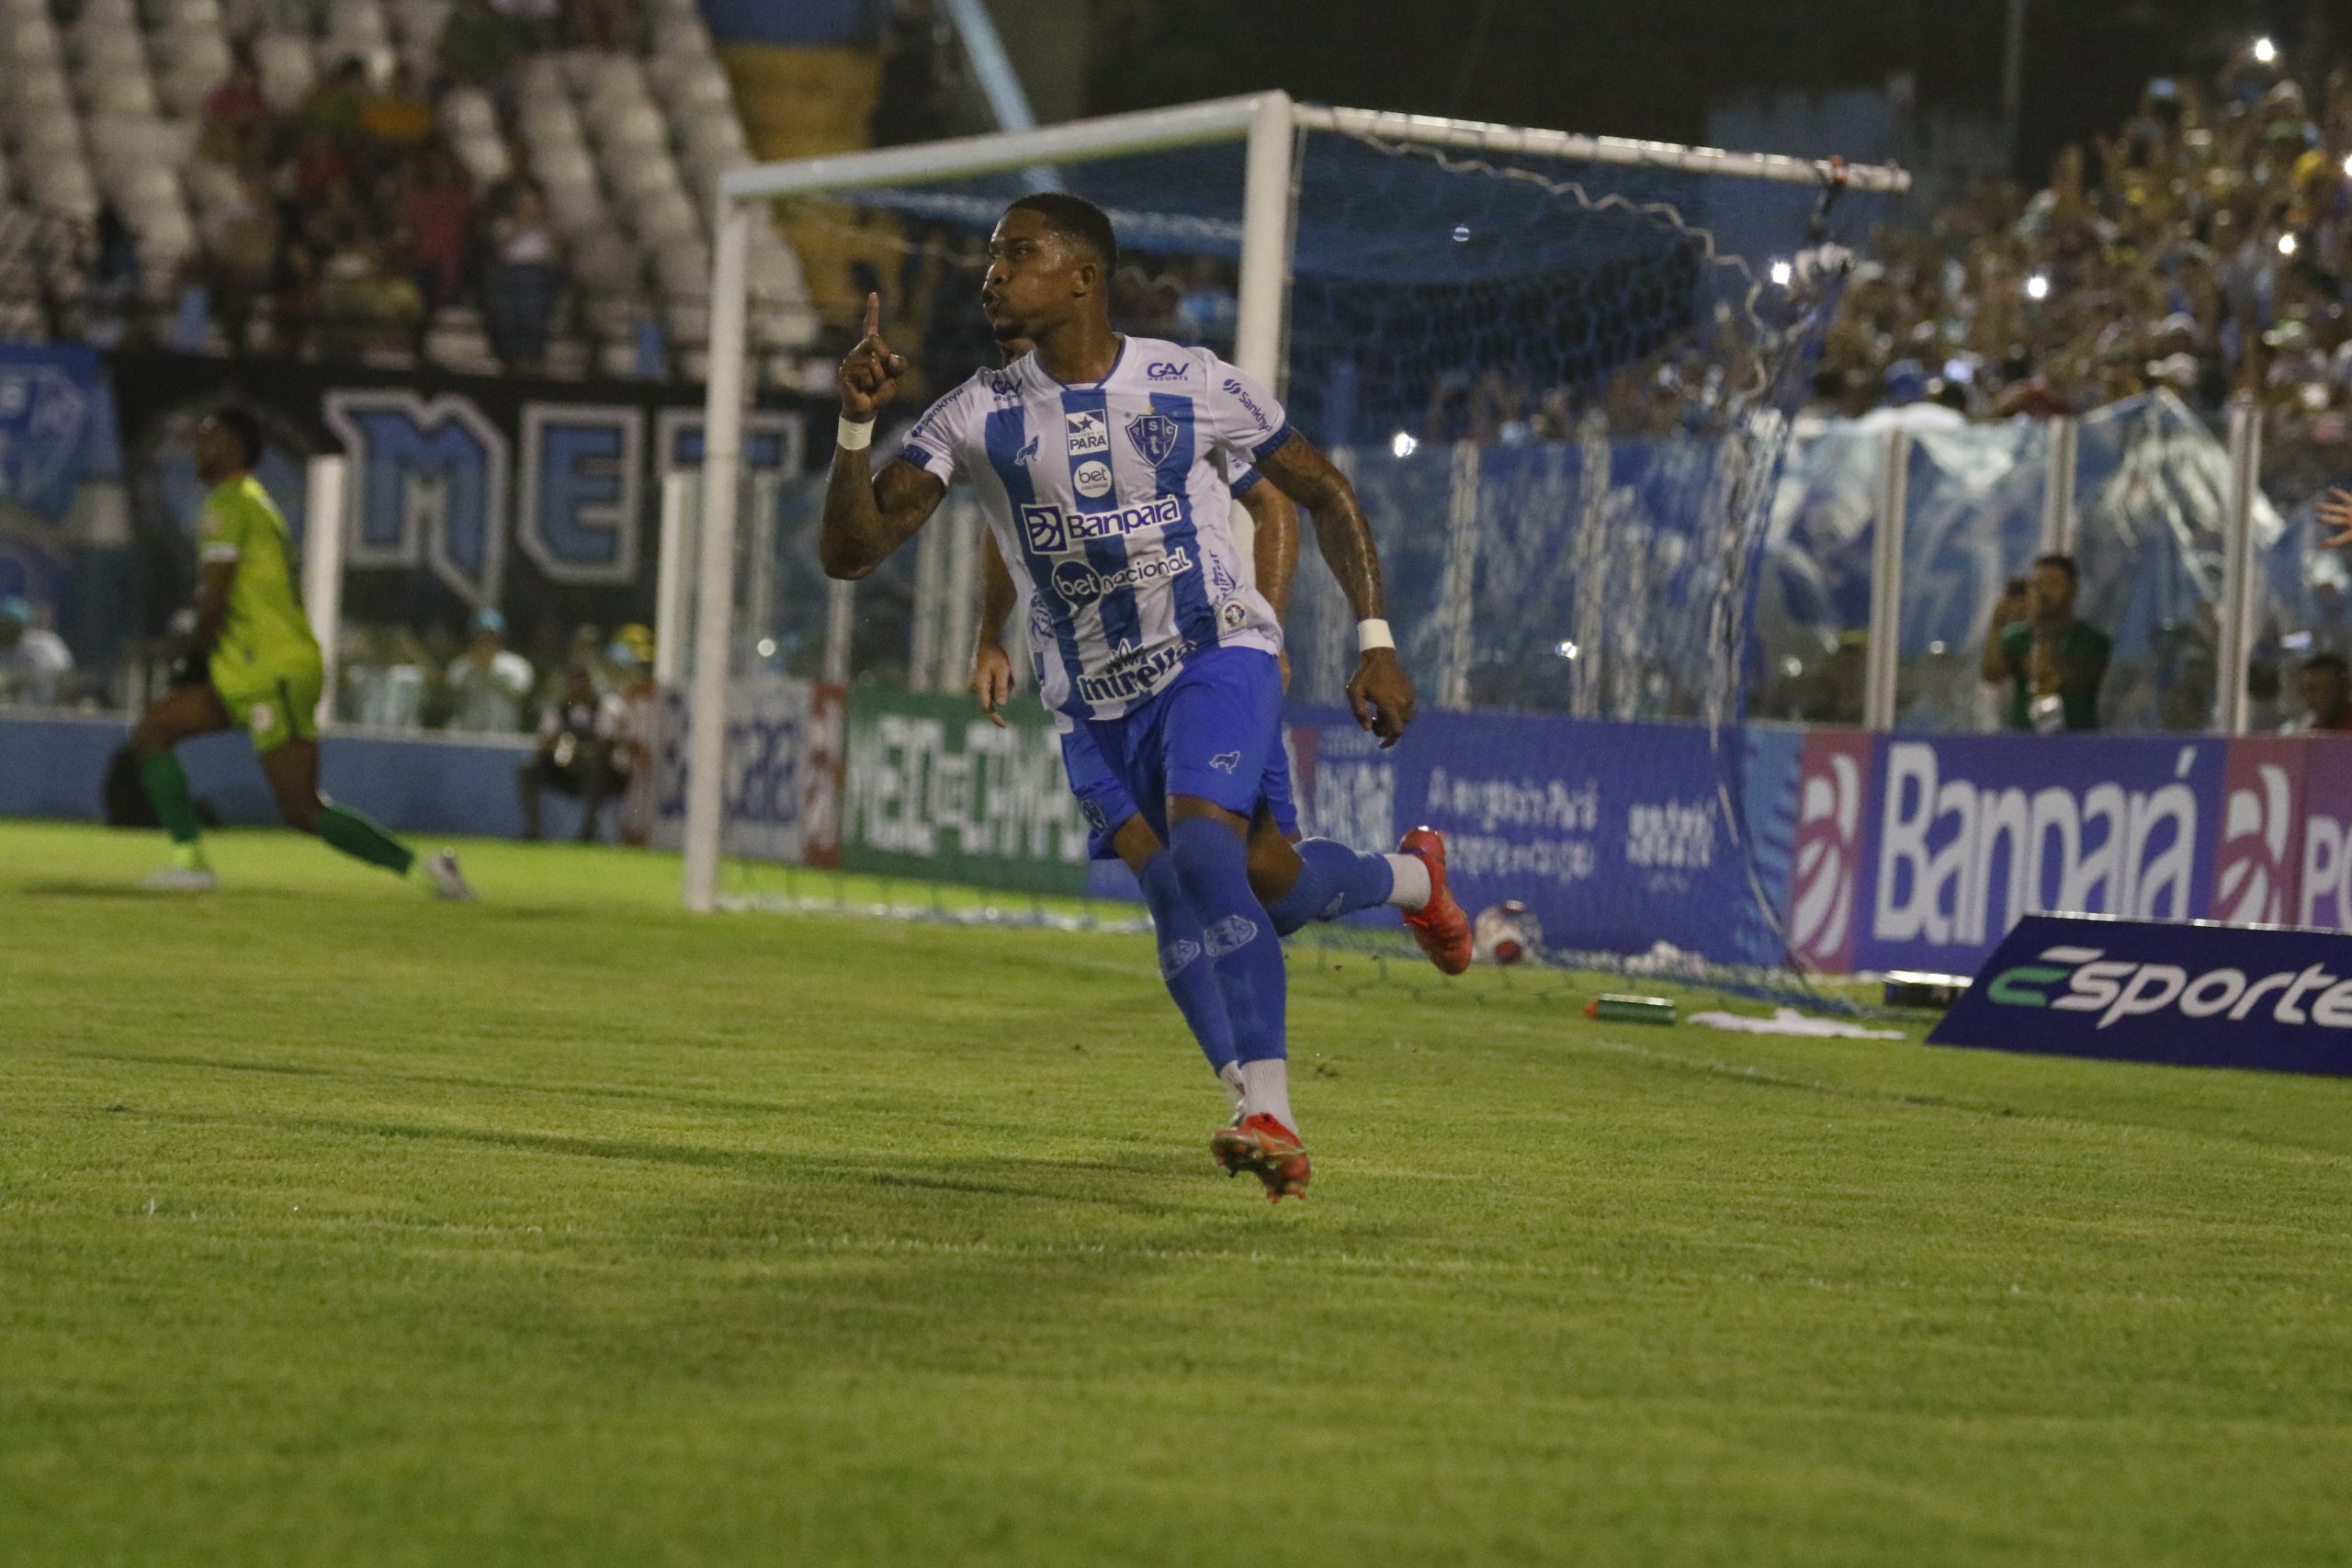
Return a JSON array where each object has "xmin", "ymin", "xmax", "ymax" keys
[
  {"xmin": 1210, "ymin": 1113, "xmax": 1312, "ymax": 1202},
  {"xmin": 1397, "ymin": 826, "xmax": 1473, "ymax": 976}
]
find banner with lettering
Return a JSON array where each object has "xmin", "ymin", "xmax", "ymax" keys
[
  {"xmin": 839, "ymin": 687, "xmax": 1093, "ymax": 895},
  {"xmin": 103, "ymin": 349, "xmax": 809, "ymax": 649}
]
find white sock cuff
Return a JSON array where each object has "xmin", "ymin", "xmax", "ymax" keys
[
  {"xmin": 1384, "ymin": 852, "xmax": 1431, "ymax": 911},
  {"xmin": 1238, "ymin": 1057, "xmax": 1295, "ymax": 1133}
]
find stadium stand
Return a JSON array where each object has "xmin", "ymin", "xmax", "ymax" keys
[{"xmin": 0, "ymin": 0, "xmax": 815, "ymax": 377}]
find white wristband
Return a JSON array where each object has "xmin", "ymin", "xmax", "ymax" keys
[
  {"xmin": 836, "ymin": 415, "xmax": 875, "ymax": 451},
  {"xmin": 1358, "ymin": 618, "xmax": 1395, "ymax": 653}
]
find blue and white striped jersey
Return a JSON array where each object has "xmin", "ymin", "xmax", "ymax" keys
[{"xmin": 899, "ymin": 336, "xmax": 1291, "ymax": 722}]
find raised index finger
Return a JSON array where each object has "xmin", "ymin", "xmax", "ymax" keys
[{"xmin": 863, "ymin": 291, "xmax": 880, "ymax": 342}]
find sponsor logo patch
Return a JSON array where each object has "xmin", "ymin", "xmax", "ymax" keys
[
  {"xmin": 1019, "ymin": 493, "xmax": 1182, "ymax": 554},
  {"xmin": 1146, "ymin": 360, "xmax": 1192, "ymax": 380},
  {"xmin": 1219, "ymin": 600, "xmax": 1247, "ymax": 630},
  {"xmin": 1050, "ymin": 546, "xmax": 1195, "ymax": 607},
  {"xmin": 1159, "ymin": 938, "xmax": 1203, "ymax": 978},
  {"xmin": 1014, "ymin": 434, "xmax": 1038, "ymax": 467},
  {"xmin": 1066, "ymin": 410, "xmax": 1109, "ymax": 457},
  {"xmin": 1222, "ymin": 378, "xmax": 1273, "ymax": 433},
  {"xmin": 1125, "ymin": 412, "xmax": 1180, "ymax": 466},
  {"xmin": 1074, "ymin": 459, "xmax": 1113, "ymax": 499}
]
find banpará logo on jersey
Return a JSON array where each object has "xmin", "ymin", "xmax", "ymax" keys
[
  {"xmin": 1146, "ymin": 360, "xmax": 1192, "ymax": 381},
  {"xmin": 1222, "ymin": 378, "xmax": 1273, "ymax": 433},
  {"xmin": 1066, "ymin": 410, "xmax": 1108, "ymax": 457},
  {"xmin": 1050, "ymin": 546, "xmax": 1194, "ymax": 606},
  {"xmin": 1125, "ymin": 411, "xmax": 1180, "ymax": 465},
  {"xmin": 1985, "ymin": 942, "xmax": 2352, "ymax": 1032},
  {"xmin": 1019, "ymin": 493, "xmax": 1182, "ymax": 554},
  {"xmin": 1073, "ymin": 459, "xmax": 1113, "ymax": 499}
]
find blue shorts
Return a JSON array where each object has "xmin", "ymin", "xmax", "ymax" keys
[
  {"xmin": 1082, "ymin": 647, "xmax": 1285, "ymax": 850},
  {"xmin": 1062, "ymin": 718, "xmax": 1299, "ymax": 862}
]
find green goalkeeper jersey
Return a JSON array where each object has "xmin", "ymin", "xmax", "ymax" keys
[{"xmin": 197, "ymin": 474, "xmax": 320, "ymax": 670}]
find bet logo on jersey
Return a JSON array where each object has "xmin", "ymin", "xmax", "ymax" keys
[
  {"xmin": 1073, "ymin": 459, "xmax": 1113, "ymax": 498},
  {"xmin": 1125, "ymin": 412, "xmax": 1179, "ymax": 465},
  {"xmin": 1065, "ymin": 410, "xmax": 1108, "ymax": 457}
]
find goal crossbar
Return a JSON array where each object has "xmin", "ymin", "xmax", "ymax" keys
[{"xmin": 680, "ymin": 91, "xmax": 1908, "ymax": 911}]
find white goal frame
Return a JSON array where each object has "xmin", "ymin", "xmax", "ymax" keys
[{"xmin": 683, "ymin": 90, "xmax": 1910, "ymax": 911}]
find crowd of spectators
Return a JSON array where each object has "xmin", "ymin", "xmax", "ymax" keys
[
  {"xmin": 156, "ymin": 0, "xmax": 640, "ymax": 367},
  {"xmin": 1817, "ymin": 42, "xmax": 2352, "ymax": 436}
]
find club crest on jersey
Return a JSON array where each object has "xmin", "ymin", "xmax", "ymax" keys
[
  {"xmin": 1065, "ymin": 410, "xmax": 1109, "ymax": 457},
  {"xmin": 1125, "ymin": 412, "xmax": 1179, "ymax": 466},
  {"xmin": 1073, "ymin": 459, "xmax": 1113, "ymax": 499}
]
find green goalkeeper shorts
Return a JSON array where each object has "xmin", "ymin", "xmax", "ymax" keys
[{"xmin": 210, "ymin": 649, "xmax": 323, "ymax": 753}]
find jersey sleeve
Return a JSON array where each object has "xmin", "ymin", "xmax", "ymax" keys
[
  {"xmin": 1199, "ymin": 353, "xmax": 1291, "ymax": 466},
  {"xmin": 896, "ymin": 382, "xmax": 971, "ymax": 486},
  {"xmin": 1227, "ymin": 464, "xmax": 1262, "ymax": 497},
  {"xmin": 196, "ymin": 497, "xmax": 247, "ymax": 565}
]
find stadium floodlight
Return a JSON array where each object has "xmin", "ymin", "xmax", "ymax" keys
[
  {"xmin": 684, "ymin": 92, "xmax": 1909, "ymax": 912},
  {"xmin": 2252, "ymin": 35, "xmax": 2278, "ymax": 64}
]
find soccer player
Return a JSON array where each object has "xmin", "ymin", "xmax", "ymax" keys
[
  {"xmin": 969, "ymin": 348, "xmax": 1470, "ymax": 1125},
  {"xmin": 130, "ymin": 408, "xmax": 474, "ymax": 899},
  {"xmin": 824, "ymin": 193, "xmax": 1459, "ymax": 1200}
]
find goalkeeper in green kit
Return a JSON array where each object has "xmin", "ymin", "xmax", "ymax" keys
[{"xmin": 131, "ymin": 408, "xmax": 475, "ymax": 899}]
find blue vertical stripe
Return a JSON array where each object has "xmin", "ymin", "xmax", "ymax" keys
[
  {"xmin": 983, "ymin": 402, "xmax": 1087, "ymax": 715},
  {"xmin": 1147, "ymin": 392, "xmax": 1220, "ymax": 652},
  {"xmin": 1057, "ymin": 388, "xmax": 1145, "ymax": 659}
]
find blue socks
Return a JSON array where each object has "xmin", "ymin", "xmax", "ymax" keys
[
  {"xmin": 1263, "ymin": 837, "xmax": 1396, "ymax": 937},
  {"xmin": 1169, "ymin": 816, "xmax": 1287, "ymax": 1063},
  {"xmin": 1136, "ymin": 851, "xmax": 1236, "ymax": 1077}
]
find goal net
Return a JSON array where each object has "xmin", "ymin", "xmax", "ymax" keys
[{"xmin": 672, "ymin": 94, "xmax": 1902, "ymax": 982}]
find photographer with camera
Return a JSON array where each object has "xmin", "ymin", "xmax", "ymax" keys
[{"xmin": 1979, "ymin": 554, "xmax": 2111, "ymax": 733}]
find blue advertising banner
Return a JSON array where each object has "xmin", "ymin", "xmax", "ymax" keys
[
  {"xmin": 0, "ymin": 343, "xmax": 109, "ymax": 517},
  {"xmin": 1929, "ymin": 912, "xmax": 2352, "ymax": 1077},
  {"xmin": 1281, "ymin": 706, "xmax": 1800, "ymax": 966},
  {"xmin": 1788, "ymin": 732, "xmax": 2226, "ymax": 977}
]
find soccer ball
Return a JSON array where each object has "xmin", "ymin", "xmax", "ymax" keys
[{"xmin": 1473, "ymin": 900, "xmax": 1543, "ymax": 965}]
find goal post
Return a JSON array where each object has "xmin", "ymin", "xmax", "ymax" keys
[{"xmin": 684, "ymin": 91, "xmax": 1910, "ymax": 912}]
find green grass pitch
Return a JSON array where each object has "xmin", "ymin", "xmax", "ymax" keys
[{"xmin": 3, "ymin": 819, "xmax": 2349, "ymax": 1566}]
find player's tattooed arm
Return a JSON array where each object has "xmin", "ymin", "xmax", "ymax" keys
[
  {"xmin": 820, "ymin": 292, "xmax": 946, "ymax": 579},
  {"xmin": 971, "ymin": 532, "xmax": 1021, "ymax": 728},
  {"xmin": 1239, "ymin": 479, "xmax": 1300, "ymax": 622},
  {"xmin": 1239, "ymin": 479, "xmax": 1300, "ymax": 694},
  {"xmin": 1257, "ymin": 432, "xmax": 1418, "ymax": 746}
]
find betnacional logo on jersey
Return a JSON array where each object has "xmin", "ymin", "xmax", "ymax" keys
[
  {"xmin": 1125, "ymin": 411, "xmax": 1179, "ymax": 466},
  {"xmin": 1146, "ymin": 360, "xmax": 1192, "ymax": 380},
  {"xmin": 1073, "ymin": 459, "xmax": 1113, "ymax": 498},
  {"xmin": 1019, "ymin": 493, "xmax": 1182, "ymax": 554},
  {"xmin": 1066, "ymin": 410, "xmax": 1109, "ymax": 457},
  {"xmin": 1222, "ymin": 378, "xmax": 1273, "ymax": 433},
  {"xmin": 1050, "ymin": 546, "xmax": 1194, "ymax": 606}
]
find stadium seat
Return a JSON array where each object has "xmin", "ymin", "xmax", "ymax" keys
[{"xmin": 253, "ymin": 32, "xmax": 314, "ymax": 107}]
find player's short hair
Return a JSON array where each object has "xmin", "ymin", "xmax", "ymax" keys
[
  {"xmin": 2033, "ymin": 552, "xmax": 2078, "ymax": 585},
  {"xmin": 208, "ymin": 406, "xmax": 265, "ymax": 468},
  {"xmin": 2307, "ymin": 652, "xmax": 2348, "ymax": 678},
  {"xmin": 1004, "ymin": 192, "xmax": 1117, "ymax": 276}
]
